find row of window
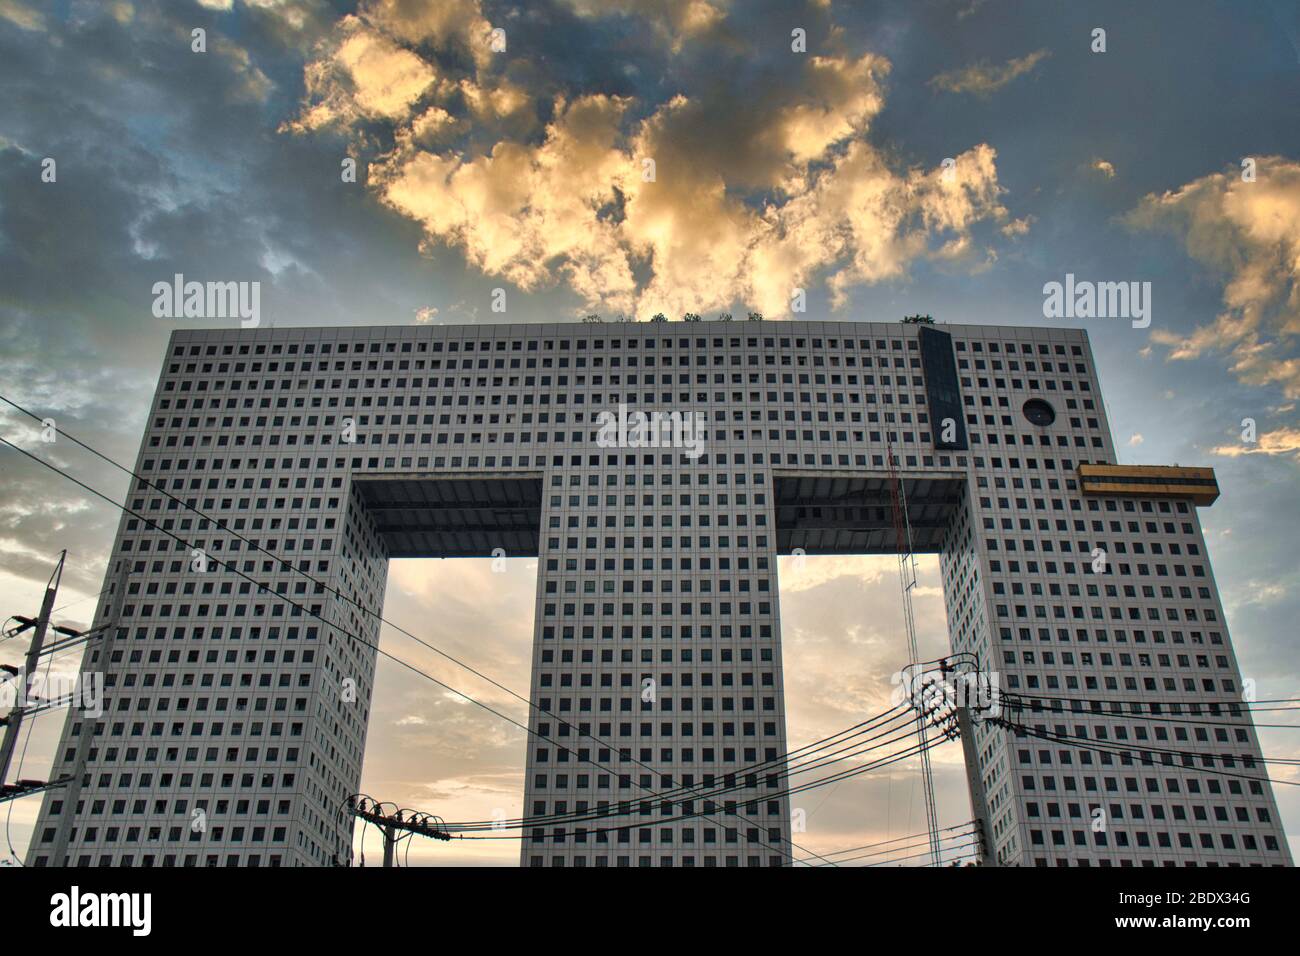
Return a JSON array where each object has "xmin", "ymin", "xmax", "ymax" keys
[{"xmin": 168, "ymin": 333, "xmax": 1088, "ymax": 357}]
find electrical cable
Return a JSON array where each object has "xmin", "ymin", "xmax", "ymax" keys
[
  {"xmin": 789, "ymin": 820, "xmax": 974, "ymax": 865},
  {"xmin": 855, "ymin": 838, "xmax": 981, "ymax": 867},
  {"xmin": 799, "ymin": 827, "xmax": 977, "ymax": 867},
  {"xmin": 438, "ymin": 701, "xmax": 922, "ymax": 831},
  {"xmin": 990, "ymin": 690, "xmax": 1300, "ymax": 730},
  {"xmin": 439, "ymin": 710, "xmax": 939, "ymax": 834},
  {"xmin": 417, "ymin": 732, "xmax": 949, "ymax": 846},
  {"xmin": 989, "ymin": 688, "xmax": 1300, "ymax": 712},
  {"xmin": 999, "ymin": 719, "xmax": 1300, "ymax": 788}
]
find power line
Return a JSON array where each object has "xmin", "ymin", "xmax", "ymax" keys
[
  {"xmin": 457, "ymin": 723, "xmax": 940, "ymax": 838},
  {"xmin": 439, "ymin": 703, "xmax": 924, "ymax": 831},
  {"xmin": 807, "ymin": 832, "xmax": 976, "ymax": 867},
  {"xmin": 993, "ymin": 717, "xmax": 1300, "ymax": 788},
  {"xmin": 989, "ymin": 688, "xmax": 1300, "ymax": 712},
  {"xmin": 792, "ymin": 821, "xmax": 973, "ymax": 863},
  {"xmin": 438, "ymin": 668, "xmax": 976, "ymax": 834},
  {"xmin": 792, "ymin": 823, "xmax": 976, "ymax": 866},
  {"xmin": 449, "ymin": 733, "xmax": 951, "ymax": 850},
  {"xmin": 992, "ymin": 691, "xmax": 1300, "ymax": 730},
  {"xmin": 440, "ymin": 712, "xmax": 946, "ymax": 835},
  {"xmin": 855, "ymin": 839, "xmax": 982, "ymax": 867}
]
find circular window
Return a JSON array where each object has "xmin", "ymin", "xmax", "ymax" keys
[{"xmin": 1023, "ymin": 398, "xmax": 1056, "ymax": 427}]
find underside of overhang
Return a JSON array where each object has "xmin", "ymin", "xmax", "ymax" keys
[
  {"xmin": 773, "ymin": 470, "xmax": 966, "ymax": 555},
  {"xmin": 349, "ymin": 469, "xmax": 967, "ymax": 559},
  {"xmin": 352, "ymin": 472, "xmax": 543, "ymax": 558}
]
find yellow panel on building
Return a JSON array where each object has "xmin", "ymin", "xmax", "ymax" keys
[{"xmin": 1077, "ymin": 463, "xmax": 1220, "ymax": 505}]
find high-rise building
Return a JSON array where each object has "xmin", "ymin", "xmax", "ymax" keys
[{"xmin": 26, "ymin": 318, "xmax": 1292, "ymax": 867}]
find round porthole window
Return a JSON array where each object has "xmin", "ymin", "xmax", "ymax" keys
[{"xmin": 1023, "ymin": 398, "xmax": 1056, "ymax": 427}]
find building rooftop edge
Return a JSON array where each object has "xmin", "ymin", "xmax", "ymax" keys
[{"xmin": 164, "ymin": 319, "xmax": 1093, "ymax": 338}]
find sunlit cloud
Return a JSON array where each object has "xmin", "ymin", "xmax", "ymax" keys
[
  {"xmin": 561, "ymin": 0, "xmax": 729, "ymax": 48},
  {"xmin": 0, "ymin": 0, "xmax": 46, "ymax": 31},
  {"xmin": 928, "ymin": 48, "xmax": 1050, "ymax": 96},
  {"xmin": 1212, "ymin": 425, "xmax": 1300, "ymax": 462},
  {"xmin": 286, "ymin": 0, "xmax": 1014, "ymax": 319},
  {"xmin": 1127, "ymin": 156, "xmax": 1300, "ymax": 399}
]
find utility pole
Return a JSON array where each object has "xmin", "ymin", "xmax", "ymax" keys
[
  {"xmin": 346, "ymin": 794, "xmax": 452, "ymax": 867},
  {"xmin": 381, "ymin": 821, "xmax": 397, "ymax": 868},
  {"xmin": 0, "ymin": 551, "xmax": 65, "ymax": 789},
  {"xmin": 955, "ymin": 703, "xmax": 998, "ymax": 866},
  {"xmin": 949, "ymin": 661, "xmax": 999, "ymax": 868},
  {"xmin": 45, "ymin": 563, "xmax": 129, "ymax": 865}
]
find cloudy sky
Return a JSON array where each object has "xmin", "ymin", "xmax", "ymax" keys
[{"xmin": 1, "ymin": 0, "xmax": 1298, "ymax": 865}]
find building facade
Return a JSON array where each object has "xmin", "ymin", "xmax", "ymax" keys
[{"xmin": 26, "ymin": 318, "xmax": 1292, "ymax": 867}]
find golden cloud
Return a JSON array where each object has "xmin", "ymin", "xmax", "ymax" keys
[
  {"xmin": 287, "ymin": 1, "xmax": 1013, "ymax": 318},
  {"xmin": 285, "ymin": 15, "xmax": 438, "ymax": 131},
  {"xmin": 367, "ymin": 0, "xmax": 493, "ymax": 46},
  {"xmin": 1127, "ymin": 156, "xmax": 1300, "ymax": 399},
  {"xmin": 561, "ymin": 0, "xmax": 728, "ymax": 48},
  {"xmin": 0, "ymin": 0, "xmax": 45, "ymax": 30},
  {"xmin": 1001, "ymin": 215, "xmax": 1033, "ymax": 237},
  {"xmin": 374, "ymin": 93, "xmax": 639, "ymax": 307},
  {"xmin": 1092, "ymin": 158, "xmax": 1116, "ymax": 179},
  {"xmin": 1212, "ymin": 425, "xmax": 1300, "ymax": 462}
]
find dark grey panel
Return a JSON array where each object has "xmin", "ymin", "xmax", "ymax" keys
[{"xmin": 919, "ymin": 325, "xmax": 968, "ymax": 451}]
